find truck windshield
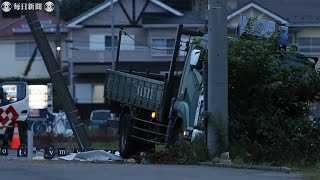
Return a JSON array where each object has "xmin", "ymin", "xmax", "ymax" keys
[{"xmin": 92, "ymin": 111, "xmax": 111, "ymax": 120}]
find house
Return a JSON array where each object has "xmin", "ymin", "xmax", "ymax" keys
[
  {"xmin": 227, "ymin": 0, "xmax": 320, "ymax": 62},
  {"xmin": 192, "ymin": 0, "xmax": 320, "ymax": 66},
  {"xmin": 66, "ymin": 0, "xmax": 206, "ymax": 105},
  {"xmin": 0, "ymin": 11, "xmax": 67, "ymax": 79}
]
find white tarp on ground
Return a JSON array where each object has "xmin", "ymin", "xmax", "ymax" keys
[{"xmin": 57, "ymin": 150, "xmax": 123, "ymax": 162}]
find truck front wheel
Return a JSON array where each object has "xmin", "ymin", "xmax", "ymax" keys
[
  {"xmin": 168, "ymin": 118, "xmax": 183, "ymax": 146},
  {"xmin": 119, "ymin": 112, "xmax": 137, "ymax": 158}
]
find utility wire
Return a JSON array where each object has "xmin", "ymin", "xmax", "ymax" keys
[{"xmin": 121, "ymin": 29, "xmax": 189, "ymax": 51}]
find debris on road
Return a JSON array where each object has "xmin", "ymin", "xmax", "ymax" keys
[
  {"xmin": 124, "ymin": 158, "xmax": 137, "ymax": 163},
  {"xmin": 57, "ymin": 150, "xmax": 123, "ymax": 162}
]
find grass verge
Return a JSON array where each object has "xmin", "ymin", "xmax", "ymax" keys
[{"xmin": 291, "ymin": 164, "xmax": 320, "ymax": 180}]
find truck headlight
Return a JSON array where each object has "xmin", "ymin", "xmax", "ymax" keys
[
  {"xmin": 183, "ymin": 130, "xmax": 190, "ymax": 137},
  {"xmin": 191, "ymin": 129, "xmax": 203, "ymax": 142}
]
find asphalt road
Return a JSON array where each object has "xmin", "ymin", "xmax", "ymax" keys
[{"xmin": 0, "ymin": 160, "xmax": 304, "ymax": 180}]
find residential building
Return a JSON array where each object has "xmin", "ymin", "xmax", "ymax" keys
[
  {"xmin": 0, "ymin": 11, "xmax": 67, "ymax": 79},
  {"xmin": 227, "ymin": 0, "xmax": 320, "ymax": 67},
  {"xmin": 66, "ymin": 0, "xmax": 205, "ymax": 105},
  {"xmin": 190, "ymin": 0, "xmax": 320, "ymax": 66}
]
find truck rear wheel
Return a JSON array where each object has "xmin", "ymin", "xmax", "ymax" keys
[{"xmin": 119, "ymin": 112, "xmax": 137, "ymax": 158}]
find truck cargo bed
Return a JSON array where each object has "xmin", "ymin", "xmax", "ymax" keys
[{"xmin": 104, "ymin": 70, "xmax": 166, "ymax": 112}]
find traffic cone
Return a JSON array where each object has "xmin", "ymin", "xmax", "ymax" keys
[{"xmin": 11, "ymin": 123, "xmax": 20, "ymax": 149}]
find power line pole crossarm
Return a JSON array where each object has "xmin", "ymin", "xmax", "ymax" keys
[{"xmin": 207, "ymin": 0, "xmax": 228, "ymax": 155}]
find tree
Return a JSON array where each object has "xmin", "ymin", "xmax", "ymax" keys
[
  {"xmin": 228, "ymin": 31, "xmax": 320, "ymax": 165},
  {"xmin": 60, "ymin": 0, "xmax": 104, "ymax": 21}
]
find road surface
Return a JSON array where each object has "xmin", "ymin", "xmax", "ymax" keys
[{"xmin": 0, "ymin": 160, "xmax": 304, "ymax": 180}]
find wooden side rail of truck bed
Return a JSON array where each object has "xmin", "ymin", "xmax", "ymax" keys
[{"xmin": 104, "ymin": 69, "xmax": 166, "ymax": 112}]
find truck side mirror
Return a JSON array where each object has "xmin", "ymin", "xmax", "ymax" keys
[{"xmin": 190, "ymin": 49, "xmax": 201, "ymax": 66}]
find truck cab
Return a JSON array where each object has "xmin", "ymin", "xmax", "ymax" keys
[
  {"xmin": 0, "ymin": 82, "xmax": 29, "ymax": 135},
  {"xmin": 171, "ymin": 42, "xmax": 205, "ymax": 142}
]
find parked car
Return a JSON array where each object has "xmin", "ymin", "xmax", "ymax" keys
[{"xmin": 89, "ymin": 110, "xmax": 112, "ymax": 129}]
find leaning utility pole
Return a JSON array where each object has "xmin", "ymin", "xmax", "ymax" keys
[
  {"xmin": 24, "ymin": 0, "xmax": 92, "ymax": 151},
  {"xmin": 207, "ymin": 0, "xmax": 228, "ymax": 155}
]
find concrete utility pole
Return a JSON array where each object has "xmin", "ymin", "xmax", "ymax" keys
[
  {"xmin": 110, "ymin": 0, "xmax": 115, "ymax": 70},
  {"xmin": 25, "ymin": 2, "xmax": 92, "ymax": 150},
  {"xmin": 207, "ymin": 0, "xmax": 228, "ymax": 155},
  {"xmin": 66, "ymin": 40, "xmax": 74, "ymax": 98}
]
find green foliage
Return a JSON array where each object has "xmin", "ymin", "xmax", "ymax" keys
[
  {"xmin": 228, "ymin": 31, "xmax": 320, "ymax": 165},
  {"xmin": 149, "ymin": 138, "xmax": 209, "ymax": 164},
  {"xmin": 60, "ymin": 0, "xmax": 104, "ymax": 21}
]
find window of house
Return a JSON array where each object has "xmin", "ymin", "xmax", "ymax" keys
[
  {"xmin": 74, "ymin": 83, "xmax": 104, "ymax": 104},
  {"xmin": 92, "ymin": 84, "xmax": 104, "ymax": 103},
  {"xmin": 89, "ymin": 35, "xmax": 105, "ymax": 50},
  {"xmin": 151, "ymin": 38, "xmax": 175, "ymax": 56},
  {"xmin": 15, "ymin": 42, "xmax": 41, "ymax": 59},
  {"xmin": 105, "ymin": 35, "xmax": 118, "ymax": 48},
  {"xmin": 297, "ymin": 37, "xmax": 320, "ymax": 54},
  {"xmin": 75, "ymin": 83, "xmax": 92, "ymax": 103},
  {"xmin": 120, "ymin": 35, "xmax": 135, "ymax": 50},
  {"xmin": 106, "ymin": 35, "xmax": 135, "ymax": 50}
]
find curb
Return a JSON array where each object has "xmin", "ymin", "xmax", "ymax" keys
[{"xmin": 198, "ymin": 162, "xmax": 292, "ymax": 173}]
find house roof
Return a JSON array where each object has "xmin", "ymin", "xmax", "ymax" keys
[
  {"xmin": 228, "ymin": 2, "xmax": 289, "ymax": 24},
  {"xmin": 0, "ymin": 18, "xmax": 15, "ymax": 28},
  {"xmin": 142, "ymin": 11, "xmax": 205, "ymax": 25},
  {"xmin": 67, "ymin": 0, "xmax": 184, "ymax": 28},
  {"xmin": 229, "ymin": 0, "xmax": 320, "ymax": 25},
  {"xmin": 0, "ymin": 11, "xmax": 66, "ymax": 37}
]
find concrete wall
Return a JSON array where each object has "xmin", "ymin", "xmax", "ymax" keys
[
  {"xmin": 70, "ymin": 26, "xmax": 186, "ymax": 63},
  {"xmin": 0, "ymin": 37, "xmax": 66, "ymax": 79}
]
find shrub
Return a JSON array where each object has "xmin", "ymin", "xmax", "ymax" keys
[
  {"xmin": 228, "ymin": 32, "xmax": 320, "ymax": 165},
  {"xmin": 148, "ymin": 138, "xmax": 209, "ymax": 164}
]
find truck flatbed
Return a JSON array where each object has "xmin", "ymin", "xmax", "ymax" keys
[{"xmin": 104, "ymin": 70, "xmax": 166, "ymax": 112}]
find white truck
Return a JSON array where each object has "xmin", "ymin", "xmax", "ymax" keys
[{"xmin": 0, "ymin": 82, "xmax": 29, "ymax": 146}]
